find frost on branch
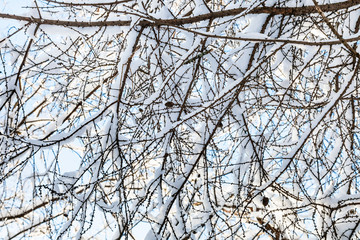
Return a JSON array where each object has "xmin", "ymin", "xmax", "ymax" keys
[{"xmin": 1, "ymin": 0, "xmax": 360, "ymax": 239}]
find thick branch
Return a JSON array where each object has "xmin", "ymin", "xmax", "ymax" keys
[
  {"xmin": 0, "ymin": 1, "xmax": 359, "ymax": 27},
  {"xmin": 0, "ymin": 197, "xmax": 60, "ymax": 222}
]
